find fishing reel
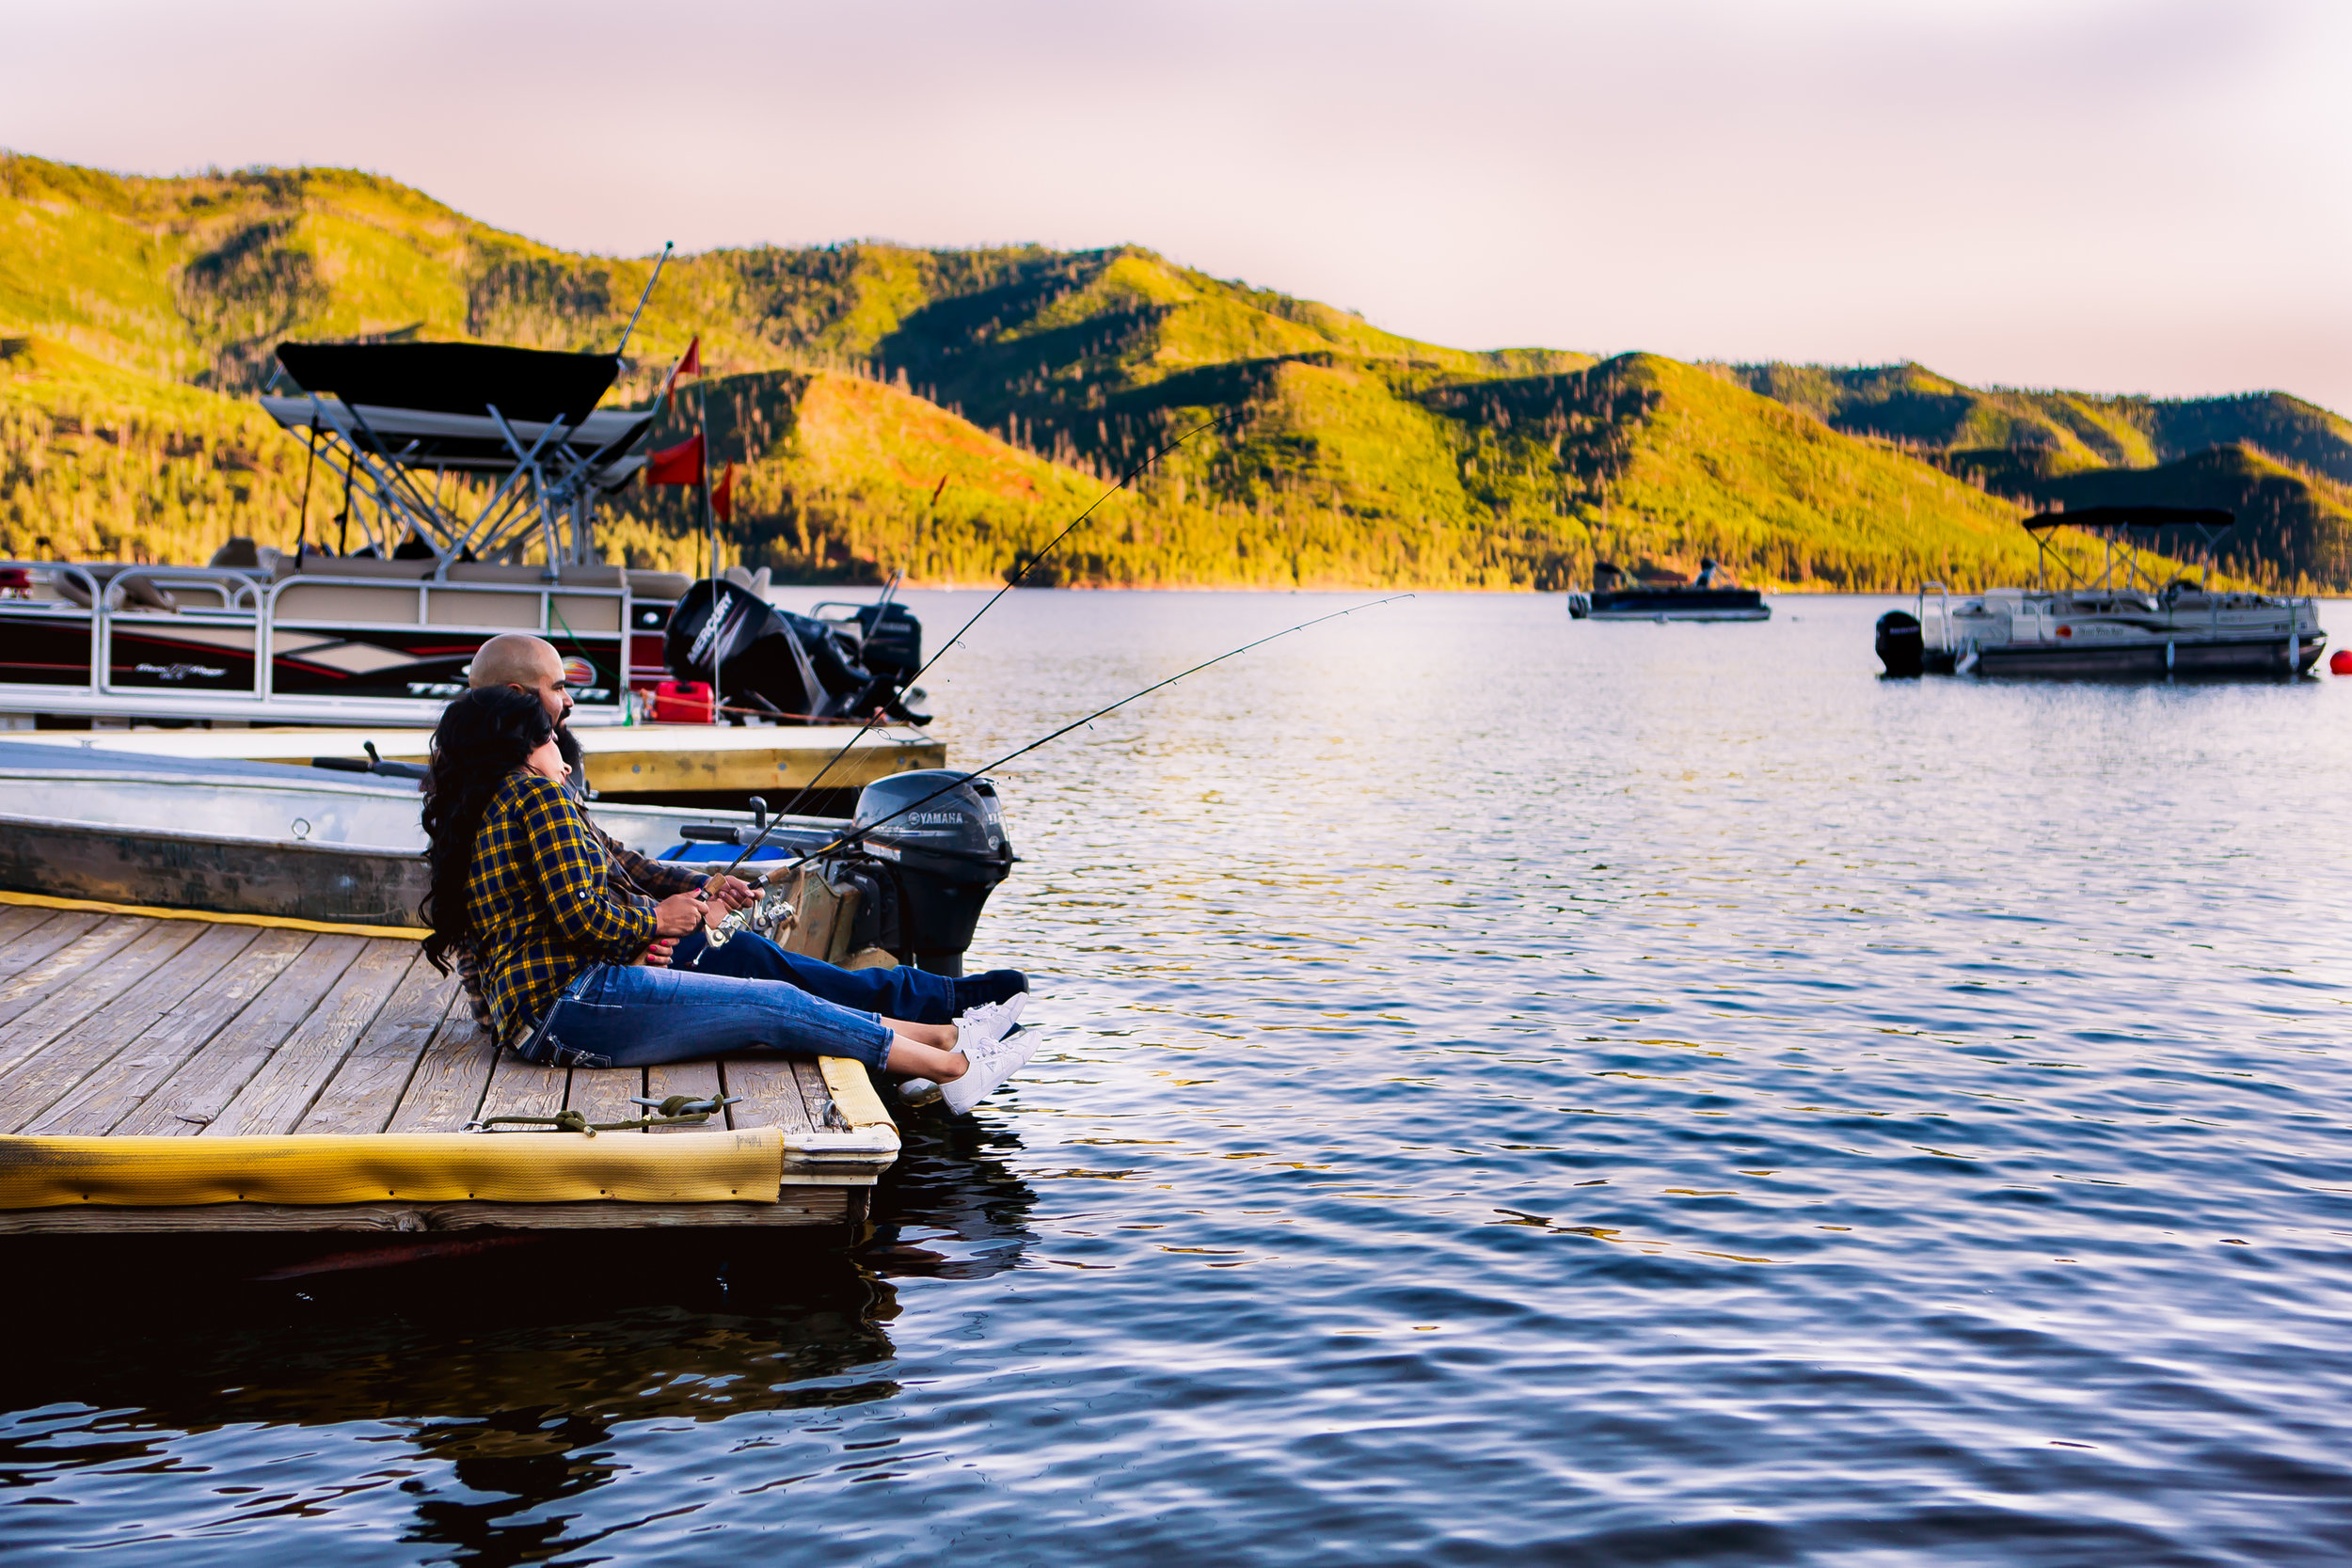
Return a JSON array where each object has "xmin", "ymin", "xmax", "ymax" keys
[{"xmin": 696, "ymin": 870, "xmax": 796, "ymax": 950}]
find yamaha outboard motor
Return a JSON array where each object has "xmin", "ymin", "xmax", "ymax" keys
[
  {"xmin": 853, "ymin": 768, "xmax": 1013, "ymax": 974},
  {"xmin": 664, "ymin": 578, "xmax": 921, "ymax": 721},
  {"xmin": 1875, "ymin": 610, "xmax": 1923, "ymax": 676}
]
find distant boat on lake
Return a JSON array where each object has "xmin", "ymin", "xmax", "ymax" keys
[
  {"xmin": 1574, "ymin": 559, "xmax": 1771, "ymax": 622},
  {"xmin": 1875, "ymin": 507, "xmax": 2327, "ymax": 678}
]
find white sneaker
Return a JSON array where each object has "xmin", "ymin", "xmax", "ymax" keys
[
  {"xmin": 898, "ymin": 998, "xmax": 1025, "ymax": 1112},
  {"xmin": 950, "ymin": 995, "xmax": 1025, "ymax": 1053},
  {"xmin": 942, "ymin": 1026, "xmax": 1039, "ymax": 1115}
]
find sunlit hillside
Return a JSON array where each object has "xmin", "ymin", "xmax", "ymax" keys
[{"xmin": 2, "ymin": 152, "xmax": 2336, "ymax": 589}]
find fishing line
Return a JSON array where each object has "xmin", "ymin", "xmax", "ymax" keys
[
  {"xmin": 775, "ymin": 411, "xmax": 1232, "ymax": 816},
  {"xmin": 706, "ymin": 594, "xmax": 1411, "ymax": 886}
]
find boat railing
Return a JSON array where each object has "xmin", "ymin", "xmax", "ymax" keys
[
  {"xmin": 104, "ymin": 564, "xmax": 267, "ymax": 614},
  {"xmin": 1916, "ymin": 581, "xmax": 1952, "ymax": 654},
  {"xmin": 0, "ymin": 559, "xmax": 103, "ymax": 607},
  {"xmin": 0, "ymin": 556, "xmax": 639, "ymax": 716}
]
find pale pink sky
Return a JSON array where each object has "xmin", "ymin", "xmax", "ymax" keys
[{"xmin": 6, "ymin": 0, "xmax": 2349, "ymax": 413}]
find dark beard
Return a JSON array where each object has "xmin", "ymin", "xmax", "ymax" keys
[{"xmin": 556, "ymin": 725, "xmax": 589, "ymax": 800}]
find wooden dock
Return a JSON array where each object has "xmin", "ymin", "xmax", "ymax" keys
[{"xmin": 0, "ymin": 900, "xmax": 898, "ymax": 1235}]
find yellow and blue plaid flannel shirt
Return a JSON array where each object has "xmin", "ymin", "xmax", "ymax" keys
[{"xmin": 466, "ymin": 770, "xmax": 660, "ymax": 1045}]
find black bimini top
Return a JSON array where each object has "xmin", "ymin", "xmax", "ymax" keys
[
  {"xmin": 275, "ymin": 341, "xmax": 620, "ymax": 426},
  {"xmin": 262, "ymin": 341, "xmax": 656, "ymax": 486},
  {"xmin": 2024, "ymin": 506, "xmax": 2236, "ymax": 533}
]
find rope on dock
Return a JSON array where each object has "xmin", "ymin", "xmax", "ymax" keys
[{"xmin": 0, "ymin": 890, "xmax": 429, "ymax": 940}]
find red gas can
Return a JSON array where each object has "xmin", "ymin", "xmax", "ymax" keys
[{"xmin": 647, "ymin": 679, "xmax": 715, "ymax": 722}]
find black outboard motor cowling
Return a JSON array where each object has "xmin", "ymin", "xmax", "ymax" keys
[
  {"xmin": 853, "ymin": 768, "xmax": 1012, "ymax": 974},
  {"xmin": 852, "ymin": 602, "xmax": 921, "ymax": 683},
  {"xmin": 1875, "ymin": 610, "xmax": 1924, "ymax": 676},
  {"xmin": 664, "ymin": 578, "xmax": 911, "ymax": 721}
]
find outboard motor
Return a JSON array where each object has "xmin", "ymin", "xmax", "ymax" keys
[
  {"xmin": 1875, "ymin": 610, "xmax": 1924, "ymax": 676},
  {"xmin": 851, "ymin": 602, "xmax": 921, "ymax": 685},
  {"xmin": 853, "ymin": 768, "xmax": 1013, "ymax": 974},
  {"xmin": 664, "ymin": 578, "xmax": 920, "ymax": 721}
]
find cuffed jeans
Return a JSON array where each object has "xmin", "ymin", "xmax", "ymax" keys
[
  {"xmin": 670, "ymin": 928, "xmax": 962, "ymax": 1024},
  {"xmin": 526, "ymin": 961, "xmax": 896, "ymax": 1072}
]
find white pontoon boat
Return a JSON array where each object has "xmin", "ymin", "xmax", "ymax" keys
[
  {"xmin": 0, "ymin": 341, "xmax": 927, "ymax": 731},
  {"xmin": 1875, "ymin": 507, "xmax": 2326, "ymax": 679}
]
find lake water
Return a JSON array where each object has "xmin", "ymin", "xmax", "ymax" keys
[{"xmin": 6, "ymin": 590, "xmax": 2352, "ymax": 1565}]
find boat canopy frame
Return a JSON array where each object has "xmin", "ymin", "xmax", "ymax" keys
[
  {"xmin": 2023, "ymin": 506, "xmax": 2236, "ymax": 596},
  {"xmin": 260, "ymin": 341, "xmax": 663, "ymax": 573}
]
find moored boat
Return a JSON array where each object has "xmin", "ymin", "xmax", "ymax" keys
[
  {"xmin": 1875, "ymin": 507, "xmax": 2327, "ymax": 678},
  {"xmin": 1579, "ymin": 559, "xmax": 1771, "ymax": 622},
  {"xmin": 0, "ymin": 740, "xmax": 1014, "ymax": 971},
  {"xmin": 0, "ymin": 340, "xmax": 929, "ymax": 732}
]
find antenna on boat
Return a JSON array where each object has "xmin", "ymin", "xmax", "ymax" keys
[
  {"xmin": 776, "ymin": 412, "xmax": 1231, "ymax": 816},
  {"xmin": 612, "ymin": 242, "xmax": 674, "ymax": 361}
]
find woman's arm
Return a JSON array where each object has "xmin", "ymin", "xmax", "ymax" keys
[{"xmin": 510, "ymin": 774, "xmax": 660, "ymax": 958}]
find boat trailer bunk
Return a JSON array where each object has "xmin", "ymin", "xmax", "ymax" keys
[{"xmin": 1880, "ymin": 507, "xmax": 2327, "ymax": 678}]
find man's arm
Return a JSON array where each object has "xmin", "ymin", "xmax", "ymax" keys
[{"xmin": 594, "ymin": 826, "xmax": 704, "ymax": 898}]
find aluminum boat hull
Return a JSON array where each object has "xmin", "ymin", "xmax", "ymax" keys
[
  {"xmin": 1925, "ymin": 636, "xmax": 2327, "ymax": 679},
  {"xmin": 1586, "ymin": 587, "xmax": 1771, "ymax": 622},
  {"xmin": 0, "ymin": 743, "xmax": 814, "ymax": 927}
]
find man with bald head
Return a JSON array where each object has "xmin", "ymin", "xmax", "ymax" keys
[
  {"xmin": 451, "ymin": 634, "xmax": 1025, "ymax": 1028},
  {"xmin": 470, "ymin": 632, "xmax": 573, "ymax": 721}
]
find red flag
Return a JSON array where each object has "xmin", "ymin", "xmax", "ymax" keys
[
  {"xmin": 644, "ymin": 432, "xmax": 703, "ymax": 486},
  {"xmin": 712, "ymin": 461, "xmax": 738, "ymax": 524},
  {"xmin": 661, "ymin": 335, "xmax": 702, "ymax": 397}
]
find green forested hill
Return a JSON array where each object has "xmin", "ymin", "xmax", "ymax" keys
[
  {"xmin": 2, "ymin": 152, "xmax": 2340, "ymax": 590},
  {"xmin": 2026, "ymin": 446, "xmax": 2352, "ymax": 588},
  {"xmin": 1726, "ymin": 361, "xmax": 2352, "ymax": 482},
  {"xmin": 1724, "ymin": 361, "xmax": 2352, "ymax": 589}
]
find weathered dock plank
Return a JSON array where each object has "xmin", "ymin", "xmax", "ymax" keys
[
  {"xmin": 23, "ymin": 927, "xmax": 312, "ymax": 1135},
  {"xmin": 723, "ymin": 1058, "xmax": 818, "ymax": 1135},
  {"xmin": 795, "ymin": 1057, "xmax": 844, "ymax": 1130},
  {"xmin": 566, "ymin": 1064, "xmax": 647, "ymax": 1129},
  {"xmin": 177, "ymin": 939, "xmax": 415, "ymax": 1137},
  {"xmin": 0, "ymin": 908, "xmax": 86, "ymax": 985},
  {"xmin": 385, "ymin": 1017, "xmax": 499, "ymax": 1133},
  {"xmin": 475, "ymin": 1047, "xmax": 566, "ymax": 1127},
  {"xmin": 0, "ymin": 917, "xmax": 189, "ymax": 1067},
  {"xmin": 0, "ymin": 922, "xmax": 260, "ymax": 1132},
  {"xmin": 295, "ymin": 958, "xmax": 461, "ymax": 1135},
  {"xmin": 110, "ymin": 934, "xmax": 366, "ymax": 1136}
]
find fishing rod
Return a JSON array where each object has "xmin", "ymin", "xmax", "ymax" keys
[
  {"xmin": 775, "ymin": 411, "xmax": 1232, "ymax": 816},
  {"xmin": 612, "ymin": 242, "xmax": 674, "ymax": 359},
  {"xmin": 702, "ymin": 594, "xmax": 1412, "ymax": 892}
]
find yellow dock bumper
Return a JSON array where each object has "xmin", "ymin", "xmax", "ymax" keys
[{"xmin": 0, "ymin": 1127, "xmax": 788, "ymax": 1210}]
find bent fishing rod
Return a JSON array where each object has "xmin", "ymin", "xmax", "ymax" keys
[
  {"xmin": 703, "ymin": 594, "xmax": 1412, "ymax": 890},
  {"xmin": 775, "ymin": 411, "xmax": 1232, "ymax": 816}
]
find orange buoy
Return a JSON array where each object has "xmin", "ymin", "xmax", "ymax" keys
[{"xmin": 2332, "ymin": 649, "xmax": 2352, "ymax": 675}]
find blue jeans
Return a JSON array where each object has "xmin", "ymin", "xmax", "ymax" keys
[
  {"xmin": 670, "ymin": 928, "xmax": 961, "ymax": 1024},
  {"xmin": 527, "ymin": 961, "xmax": 896, "ymax": 1072}
]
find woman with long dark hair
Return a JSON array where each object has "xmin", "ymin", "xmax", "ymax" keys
[{"xmin": 421, "ymin": 686, "xmax": 1030, "ymax": 1113}]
